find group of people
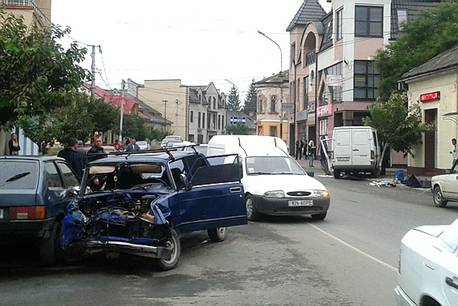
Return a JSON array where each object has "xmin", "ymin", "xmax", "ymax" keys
[
  {"xmin": 295, "ymin": 138, "xmax": 316, "ymax": 167},
  {"xmin": 113, "ymin": 137, "xmax": 140, "ymax": 153}
]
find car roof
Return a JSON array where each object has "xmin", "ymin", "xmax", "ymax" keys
[
  {"xmin": 0, "ymin": 155, "xmax": 62, "ymax": 162},
  {"xmin": 88, "ymin": 150, "xmax": 200, "ymax": 165}
]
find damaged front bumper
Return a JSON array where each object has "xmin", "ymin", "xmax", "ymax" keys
[{"xmin": 85, "ymin": 238, "xmax": 172, "ymax": 259}]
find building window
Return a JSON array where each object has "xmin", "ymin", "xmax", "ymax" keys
[
  {"xmin": 202, "ymin": 113, "xmax": 206, "ymax": 129},
  {"xmin": 355, "ymin": 6, "xmax": 383, "ymax": 37},
  {"xmin": 290, "ymin": 43, "xmax": 296, "ymax": 67},
  {"xmin": 197, "ymin": 134, "xmax": 203, "ymax": 144},
  {"xmin": 305, "ymin": 51, "xmax": 316, "ymax": 66},
  {"xmin": 258, "ymin": 99, "xmax": 263, "ymax": 113},
  {"xmin": 323, "ymin": 62, "xmax": 343, "ymax": 103},
  {"xmin": 397, "ymin": 9, "xmax": 408, "ymax": 31},
  {"xmin": 303, "ymin": 76, "xmax": 309, "ymax": 111},
  {"xmin": 318, "ymin": 86, "xmax": 329, "ymax": 106},
  {"xmin": 336, "ymin": 8, "xmax": 343, "ymax": 41},
  {"xmin": 190, "ymin": 111, "xmax": 194, "ymax": 123},
  {"xmin": 270, "ymin": 95, "xmax": 277, "ymax": 113},
  {"xmin": 198, "ymin": 112, "xmax": 201, "ymax": 128},
  {"xmin": 222, "ymin": 115, "xmax": 225, "ymax": 129},
  {"xmin": 354, "ymin": 60, "xmax": 380, "ymax": 100},
  {"xmin": 218, "ymin": 115, "xmax": 221, "ymax": 130},
  {"xmin": 319, "ymin": 118, "xmax": 328, "ymax": 136},
  {"xmin": 213, "ymin": 97, "xmax": 216, "ymax": 110},
  {"xmin": 270, "ymin": 126, "xmax": 277, "ymax": 137},
  {"xmin": 188, "ymin": 134, "xmax": 195, "ymax": 142}
]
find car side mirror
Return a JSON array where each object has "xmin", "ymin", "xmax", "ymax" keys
[
  {"xmin": 180, "ymin": 173, "xmax": 192, "ymax": 191},
  {"xmin": 307, "ymin": 171, "xmax": 315, "ymax": 177}
]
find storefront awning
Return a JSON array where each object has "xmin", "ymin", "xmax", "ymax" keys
[{"xmin": 443, "ymin": 112, "xmax": 458, "ymax": 125}]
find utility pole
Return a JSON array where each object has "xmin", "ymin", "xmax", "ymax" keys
[
  {"xmin": 163, "ymin": 100, "xmax": 168, "ymax": 131},
  {"xmin": 90, "ymin": 45, "xmax": 97, "ymax": 101},
  {"xmin": 119, "ymin": 80, "xmax": 125, "ymax": 142}
]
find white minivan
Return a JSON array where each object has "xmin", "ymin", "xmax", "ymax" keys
[
  {"xmin": 207, "ymin": 135, "xmax": 330, "ymax": 221},
  {"xmin": 331, "ymin": 126, "xmax": 380, "ymax": 178}
]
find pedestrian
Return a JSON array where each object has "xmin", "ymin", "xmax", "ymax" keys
[
  {"xmin": 8, "ymin": 132, "xmax": 20, "ymax": 155},
  {"xmin": 295, "ymin": 140, "xmax": 300, "ymax": 160},
  {"xmin": 308, "ymin": 138, "xmax": 316, "ymax": 167},
  {"xmin": 114, "ymin": 139, "xmax": 123, "ymax": 152},
  {"xmin": 299, "ymin": 138, "xmax": 304, "ymax": 160},
  {"xmin": 58, "ymin": 138, "xmax": 87, "ymax": 180},
  {"xmin": 87, "ymin": 135, "xmax": 107, "ymax": 162},
  {"xmin": 451, "ymin": 138, "xmax": 458, "ymax": 168},
  {"xmin": 126, "ymin": 137, "xmax": 140, "ymax": 152}
]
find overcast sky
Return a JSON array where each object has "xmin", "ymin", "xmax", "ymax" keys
[{"xmin": 52, "ymin": 0, "xmax": 331, "ymax": 100}]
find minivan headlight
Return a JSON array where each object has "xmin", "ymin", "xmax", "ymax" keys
[
  {"xmin": 311, "ymin": 190, "xmax": 330, "ymax": 198},
  {"xmin": 264, "ymin": 190, "xmax": 285, "ymax": 198}
]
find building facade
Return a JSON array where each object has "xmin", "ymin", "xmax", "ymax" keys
[
  {"xmin": 401, "ymin": 45, "xmax": 458, "ymax": 176},
  {"xmin": 254, "ymin": 71, "xmax": 290, "ymax": 142},
  {"xmin": 288, "ymin": 0, "xmax": 442, "ymax": 150},
  {"xmin": 188, "ymin": 82, "xmax": 227, "ymax": 144},
  {"xmin": 226, "ymin": 110, "xmax": 256, "ymax": 135}
]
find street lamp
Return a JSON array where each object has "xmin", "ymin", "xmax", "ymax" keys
[{"xmin": 257, "ymin": 30, "xmax": 284, "ymax": 141}]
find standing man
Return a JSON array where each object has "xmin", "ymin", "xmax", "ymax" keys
[
  {"xmin": 8, "ymin": 132, "xmax": 20, "ymax": 155},
  {"xmin": 451, "ymin": 138, "xmax": 458, "ymax": 168},
  {"xmin": 308, "ymin": 138, "xmax": 316, "ymax": 167},
  {"xmin": 87, "ymin": 135, "xmax": 107, "ymax": 162},
  {"xmin": 114, "ymin": 139, "xmax": 123, "ymax": 152},
  {"xmin": 126, "ymin": 137, "xmax": 140, "ymax": 152},
  {"xmin": 58, "ymin": 138, "xmax": 87, "ymax": 180},
  {"xmin": 295, "ymin": 140, "xmax": 300, "ymax": 160}
]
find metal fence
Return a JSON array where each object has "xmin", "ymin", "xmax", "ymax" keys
[{"xmin": 1, "ymin": 0, "xmax": 34, "ymax": 6}]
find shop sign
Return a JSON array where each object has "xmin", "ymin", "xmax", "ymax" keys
[
  {"xmin": 317, "ymin": 104, "xmax": 332, "ymax": 117},
  {"xmin": 297, "ymin": 110, "xmax": 308, "ymax": 121},
  {"xmin": 420, "ymin": 91, "xmax": 440, "ymax": 103}
]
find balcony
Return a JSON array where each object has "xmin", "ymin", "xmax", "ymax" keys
[
  {"xmin": 1, "ymin": 0, "xmax": 49, "ymax": 26},
  {"xmin": 2, "ymin": 0, "xmax": 34, "ymax": 6}
]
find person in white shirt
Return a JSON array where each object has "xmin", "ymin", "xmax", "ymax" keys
[
  {"xmin": 308, "ymin": 139, "xmax": 316, "ymax": 167},
  {"xmin": 451, "ymin": 138, "xmax": 458, "ymax": 168}
]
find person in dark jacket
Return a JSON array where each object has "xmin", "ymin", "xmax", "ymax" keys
[
  {"xmin": 87, "ymin": 135, "xmax": 107, "ymax": 162},
  {"xmin": 126, "ymin": 137, "xmax": 140, "ymax": 152},
  {"xmin": 8, "ymin": 132, "xmax": 20, "ymax": 155},
  {"xmin": 58, "ymin": 138, "xmax": 87, "ymax": 180}
]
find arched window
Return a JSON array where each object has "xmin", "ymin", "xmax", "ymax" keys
[{"xmin": 270, "ymin": 95, "xmax": 277, "ymax": 113}]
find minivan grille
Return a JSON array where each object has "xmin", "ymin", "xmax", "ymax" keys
[{"xmin": 287, "ymin": 191, "xmax": 311, "ymax": 197}]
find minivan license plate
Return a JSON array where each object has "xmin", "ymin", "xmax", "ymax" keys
[{"xmin": 288, "ymin": 200, "xmax": 313, "ymax": 207}]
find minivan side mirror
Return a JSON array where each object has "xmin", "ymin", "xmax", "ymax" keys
[{"xmin": 180, "ymin": 173, "xmax": 192, "ymax": 191}]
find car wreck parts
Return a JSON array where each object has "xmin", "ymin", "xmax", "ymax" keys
[{"xmin": 61, "ymin": 192, "xmax": 180, "ymax": 270}]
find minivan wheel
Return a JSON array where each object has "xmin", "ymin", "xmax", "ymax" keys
[
  {"xmin": 155, "ymin": 229, "xmax": 181, "ymax": 271},
  {"xmin": 40, "ymin": 221, "xmax": 63, "ymax": 265},
  {"xmin": 334, "ymin": 170, "xmax": 341, "ymax": 179},
  {"xmin": 433, "ymin": 186, "xmax": 448, "ymax": 208},
  {"xmin": 246, "ymin": 195, "xmax": 260, "ymax": 221},
  {"xmin": 208, "ymin": 227, "xmax": 227, "ymax": 243}
]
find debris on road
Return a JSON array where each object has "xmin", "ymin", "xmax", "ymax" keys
[{"xmin": 369, "ymin": 180, "xmax": 396, "ymax": 188}]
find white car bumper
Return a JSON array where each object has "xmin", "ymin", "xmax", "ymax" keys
[{"xmin": 395, "ymin": 286, "xmax": 416, "ymax": 306}]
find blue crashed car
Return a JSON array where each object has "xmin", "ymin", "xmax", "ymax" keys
[{"xmin": 62, "ymin": 150, "xmax": 247, "ymax": 270}]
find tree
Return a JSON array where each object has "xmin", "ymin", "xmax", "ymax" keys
[
  {"xmin": 227, "ymin": 85, "xmax": 241, "ymax": 112},
  {"xmin": 88, "ymin": 99, "xmax": 120, "ymax": 133},
  {"xmin": 243, "ymin": 79, "xmax": 257, "ymax": 113},
  {"xmin": 226, "ymin": 124, "xmax": 250, "ymax": 135},
  {"xmin": 0, "ymin": 10, "xmax": 89, "ymax": 150},
  {"xmin": 364, "ymin": 93, "xmax": 430, "ymax": 171},
  {"xmin": 375, "ymin": 3, "xmax": 458, "ymax": 101}
]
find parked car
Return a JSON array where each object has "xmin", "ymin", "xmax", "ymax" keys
[
  {"xmin": 136, "ymin": 141, "xmax": 150, "ymax": 151},
  {"xmin": 432, "ymin": 163, "xmax": 458, "ymax": 207},
  {"xmin": 395, "ymin": 219, "xmax": 458, "ymax": 306},
  {"xmin": 0, "ymin": 156, "xmax": 80, "ymax": 264},
  {"xmin": 62, "ymin": 150, "xmax": 247, "ymax": 270},
  {"xmin": 207, "ymin": 135, "xmax": 330, "ymax": 221},
  {"xmin": 161, "ymin": 135, "xmax": 182, "ymax": 148},
  {"xmin": 331, "ymin": 126, "xmax": 381, "ymax": 178}
]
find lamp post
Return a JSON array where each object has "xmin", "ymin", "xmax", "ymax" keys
[{"xmin": 257, "ymin": 30, "xmax": 284, "ymax": 141}]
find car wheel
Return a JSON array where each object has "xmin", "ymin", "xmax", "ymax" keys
[
  {"xmin": 246, "ymin": 195, "xmax": 260, "ymax": 221},
  {"xmin": 433, "ymin": 186, "xmax": 448, "ymax": 208},
  {"xmin": 155, "ymin": 229, "xmax": 181, "ymax": 271},
  {"xmin": 334, "ymin": 170, "xmax": 341, "ymax": 179},
  {"xmin": 40, "ymin": 221, "xmax": 63, "ymax": 265},
  {"xmin": 208, "ymin": 227, "xmax": 227, "ymax": 243},
  {"xmin": 311, "ymin": 212, "xmax": 327, "ymax": 221}
]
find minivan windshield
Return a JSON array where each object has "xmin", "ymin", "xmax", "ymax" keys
[
  {"xmin": 245, "ymin": 156, "xmax": 305, "ymax": 176},
  {"xmin": 0, "ymin": 160, "xmax": 38, "ymax": 190}
]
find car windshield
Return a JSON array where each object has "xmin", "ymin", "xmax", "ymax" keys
[
  {"xmin": 245, "ymin": 156, "xmax": 305, "ymax": 176},
  {"xmin": 84, "ymin": 162, "xmax": 170, "ymax": 194},
  {"xmin": 0, "ymin": 160, "xmax": 38, "ymax": 190}
]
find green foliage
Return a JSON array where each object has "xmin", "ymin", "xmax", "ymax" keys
[
  {"xmin": 243, "ymin": 79, "xmax": 257, "ymax": 113},
  {"xmin": 375, "ymin": 3, "xmax": 458, "ymax": 101},
  {"xmin": 88, "ymin": 98, "xmax": 119, "ymax": 133},
  {"xmin": 227, "ymin": 85, "xmax": 241, "ymax": 112},
  {"xmin": 226, "ymin": 124, "xmax": 250, "ymax": 135},
  {"xmin": 364, "ymin": 93, "xmax": 430, "ymax": 158}
]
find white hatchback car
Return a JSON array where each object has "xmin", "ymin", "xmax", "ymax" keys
[
  {"xmin": 395, "ymin": 219, "xmax": 458, "ymax": 306},
  {"xmin": 432, "ymin": 164, "xmax": 458, "ymax": 207}
]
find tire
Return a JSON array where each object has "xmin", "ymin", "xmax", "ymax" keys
[
  {"xmin": 246, "ymin": 195, "xmax": 260, "ymax": 221},
  {"xmin": 371, "ymin": 169, "xmax": 381, "ymax": 178},
  {"xmin": 155, "ymin": 229, "xmax": 181, "ymax": 271},
  {"xmin": 433, "ymin": 185, "xmax": 448, "ymax": 208},
  {"xmin": 311, "ymin": 212, "xmax": 327, "ymax": 221},
  {"xmin": 208, "ymin": 227, "xmax": 227, "ymax": 243},
  {"xmin": 39, "ymin": 221, "xmax": 63, "ymax": 265},
  {"xmin": 334, "ymin": 170, "xmax": 341, "ymax": 179}
]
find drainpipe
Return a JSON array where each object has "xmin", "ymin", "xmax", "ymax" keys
[{"xmin": 314, "ymin": 50, "xmax": 319, "ymax": 146}]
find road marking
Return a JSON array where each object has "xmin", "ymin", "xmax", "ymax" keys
[{"xmin": 309, "ymin": 224, "xmax": 398, "ymax": 274}]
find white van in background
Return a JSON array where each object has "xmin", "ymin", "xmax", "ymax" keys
[
  {"xmin": 331, "ymin": 126, "xmax": 380, "ymax": 178},
  {"xmin": 207, "ymin": 135, "xmax": 330, "ymax": 221}
]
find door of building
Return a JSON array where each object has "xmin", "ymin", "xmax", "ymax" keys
[{"xmin": 424, "ymin": 109, "xmax": 437, "ymax": 169}]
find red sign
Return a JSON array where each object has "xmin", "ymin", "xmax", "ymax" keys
[{"xmin": 420, "ymin": 91, "xmax": 440, "ymax": 103}]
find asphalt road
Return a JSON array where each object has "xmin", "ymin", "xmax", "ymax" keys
[{"xmin": 1, "ymin": 174, "xmax": 458, "ymax": 306}]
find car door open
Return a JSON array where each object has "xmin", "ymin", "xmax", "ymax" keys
[{"xmin": 174, "ymin": 154, "xmax": 247, "ymax": 233}]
